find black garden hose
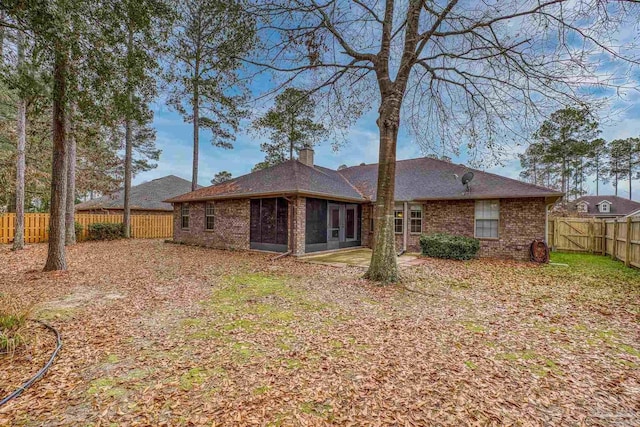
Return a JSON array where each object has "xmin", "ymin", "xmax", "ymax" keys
[{"xmin": 0, "ymin": 320, "xmax": 62, "ymax": 408}]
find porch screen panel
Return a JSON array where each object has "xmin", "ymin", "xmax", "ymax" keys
[
  {"xmin": 251, "ymin": 198, "xmax": 288, "ymax": 246},
  {"xmin": 276, "ymin": 198, "xmax": 288, "ymax": 245},
  {"xmin": 250, "ymin": 199, "xmax": 261, "ymax": 242},
  {"xmin": 305, "ymin": 198, "xmax": 327, "ymax": 244},
  {"xmin": 260, "ymin": 198, "xmax": 277, "ymax": 243},
  {"xmin": 346, "ymin": 208, "xmax": 355, "ymax": 239}
]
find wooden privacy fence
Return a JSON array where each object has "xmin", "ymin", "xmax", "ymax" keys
[
  {"xmin": 548, "ymin": 217, "xmax": 640, "ymax": 268},
  {"xmin": 0, "ymin": 213, "xmax": 173, "ymax": 244}
]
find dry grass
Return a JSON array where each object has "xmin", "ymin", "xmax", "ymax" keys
[
  {"xmin": 0, "ymin": 296, "xmax": 32, "ymax": 354},
  {"xmin": 0, "ymin": 240, "xmax": 638, "ymax": 426}
]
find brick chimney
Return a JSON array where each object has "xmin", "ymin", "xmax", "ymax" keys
[{"xmin": 298, "ymin": 147, "xmax": 314, "ymax": 167}]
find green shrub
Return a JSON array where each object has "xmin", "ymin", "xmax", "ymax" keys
[
  {"xmin": 87, "ymin": 222, "xmax": 124, "ymax": 240},
  {"xmin": 74, "ymin": 221, "xmax": 84, "ymax": 240},
  {"xmin": 419, "ymin": 233, "xmax": 480, "ymax": 260}
]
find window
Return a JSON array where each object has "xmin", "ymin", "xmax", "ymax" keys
[
  {"xmin": 181, "ymin": 203, "xmax": 190, "ymax": 229},
  {"xmin": 577, "ymin": 202, "xmax": 588, "ymax": 213},
  {"xmin": 475, "ymin": 200, "xmax": 499, "ymax": 238},
  {"xmin": 599, "ymin": 202, "xmax": 610, "ymax": 213},
  {"xmin": 205, "ymin": 202, "xmax": 215, "ymax": 231},
  {"xmin": 410, "ymin": 205, "xmax": 422, "ymax": 234},
  {"xmin": 394, "ymin": 206, "xmax": 404, "ymax": 234}
]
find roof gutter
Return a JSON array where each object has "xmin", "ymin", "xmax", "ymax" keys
[
  {"xmin": 166, "ymin": 190, "xmax": 367, "ymax": 204},
  {"xmin": 412, "ymin": 193, "xmax": 564, "ymax": 202}
]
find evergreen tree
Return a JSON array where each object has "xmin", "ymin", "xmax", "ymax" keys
[
  {"xmin": 211, "ymin": 170, "xmax": 232, "ymax": 185},
  {"xmin": 609, "ymin": 137, "xmax": 640, "ymax": 199},
  {"xmin": 165, "ymin": 0, "xmax": 255, "ymax": 190},
  {"xmin": 586, "ymin": 138, "xmax": 609, "ymax": 196},
  {"xmin": 534, "ymin": 107, "xmax": 599, "ymax": 200},
  {"xmin": 252, "ymin": 88, "xmax": 327, "ymax": 170}
]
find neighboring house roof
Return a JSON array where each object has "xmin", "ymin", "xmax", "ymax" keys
[
  {"xmin": 76, "ymin": 175, "xmax": 195, "ymax": 212},
  {"xmin": 167, "ymin": 157, "xmax": 562, "ymax": 204},
  {"xmin": 570, "ymin": 195, "xmax": 640, "ymax": 217}
]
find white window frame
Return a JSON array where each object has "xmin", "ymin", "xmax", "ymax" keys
[
  {"xmin": 394, "ymin": 205, "xmax": 404, "ymax": 234},
  {"xmin": 205, "ymin": 202, "xmax": 215, "ymax": 231},
  {"xmin": 409, "ymin": 204, "xmax": 423, "ymax": 234},
  {"xmin": 181, "ymin": 203, "xmax": 190, "ymax": 230},
  {"xmin": 576, "ymin": 202, "xmax": 588, "ymax": 213},
  {"xmin": 475, "ymin": 200, "xmax": 500, "ymax": 239},
  {"xmin": 599, "ymin": 202, "xmax": 610, "ymax": 213}
]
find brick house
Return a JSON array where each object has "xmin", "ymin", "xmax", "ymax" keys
[
  {"xmin": 76, "ymin": 175, "xmax": 195, "ymax": 215},
  {"xmin": 166, "ymin": 149, "xmax": 562, "ymax": 260}
]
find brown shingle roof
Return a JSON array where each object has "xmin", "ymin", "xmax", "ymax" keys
[
  {"xmin": 572, "ymin": 195, "xmax": 640, "ymax": 217},
  {"xmin": 338, "ymin": 157, "xmax": 562, "ymax": 201},
  {"xmin": 166, "ymin": 160, "xmax": 365, "ymax": 203},
  {"xmin": 76, "ymin": 175, "xmax": 195, "ymax": 212},
  {"xmin": 167, "ymin": 157, "xmax": 563, "ymax": 204}
]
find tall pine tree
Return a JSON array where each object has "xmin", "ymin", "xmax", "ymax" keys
[{"xmin": 165, "ymin": 0, "xmax": 255, "ymax": 190}]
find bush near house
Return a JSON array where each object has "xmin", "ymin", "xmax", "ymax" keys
[
  {"xmin": 87, "ymin": 223, "xmax": 125, "ymax": 240},
  {"xmin": 419, "ymin": 233, "xmax": 480, "ymax": 260}
]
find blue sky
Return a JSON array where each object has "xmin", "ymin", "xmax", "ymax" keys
[
  {"xmin": 136, "ymin": 7, "xmax": 640, "ymax": 201},
  {"xmin": 139, "ymin": 92, "xmax": 640, "ymax": 201}
]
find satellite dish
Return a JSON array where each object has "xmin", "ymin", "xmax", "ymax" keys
[{"xmin": 461, "ymin": 171, "xmax": 474, "ymax": 186}]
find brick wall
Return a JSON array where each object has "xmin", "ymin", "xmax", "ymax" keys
[
  {"xmin": 364, "ymin": 198, "xmax": 547, "ymax": 261},
  {"xmin": 361, "ymin": 203, "xmax": 374, "ymax": 248},
  {"xmin": 292, "ymin": 197, "xmax": 306, "ymax": 255},
  {"xmin": 173, "ymin": 197, "xmax": 547, "ymax": 261},
  {"xmin": 172, "ymin": 199, "xmax": 250, "ymax": 250}
]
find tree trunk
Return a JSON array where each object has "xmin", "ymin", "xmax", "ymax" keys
[
  {"xmin": 289, "ymin": 114, "xmax": 294, "ymax": 160},
  {"xmin": 65, "ymin": 101, "xmax": 77, "ymax": 245},
  {"xmin": 595, "ymin": 159, "xmax": 599, "ymax": 196},
  {"xmin": 44, "ymin": 46, "xmax": 68, "ymax": 272},
  {"xmin": 365, "ymin": 105, "xmax": 399, "ymax": 283},
  {"xmin": 123, "ymin": 27, "xmax": 133, "ymax": 238},
  {"xmin": 192, "ymin": 79, "xmax": 199, "ymax": 191},
  {"xmin": 0, "ymin": 11, "xmax": 4, "ymax": 60},
  {"xmin": 123, "ymin": 116, "xmax": 132, "ymax": 238},
  {"xmin": 13, "ymin": 31, "xmax": 26, "ymax": 251},
  {"xmin": 561, "ymin": 158, "xmax": 566, "ymax": 200},
  {"xmin": 629, "ymin": 155, "xmax": 632, "ymax": 200}
]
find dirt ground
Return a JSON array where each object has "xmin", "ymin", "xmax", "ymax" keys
[{"xmin": 1, "ymin": 240, "xmax": 639, "ymax": 426}]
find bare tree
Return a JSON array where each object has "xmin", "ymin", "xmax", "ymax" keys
[{"xmin": 248, "ymin": 0, "xmax": 639, "ymax": 282}]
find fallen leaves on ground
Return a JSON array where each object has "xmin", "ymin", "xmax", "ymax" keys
[{"xmin": 0, "ymin": 240, "xmax": 638, "ymax": 426}]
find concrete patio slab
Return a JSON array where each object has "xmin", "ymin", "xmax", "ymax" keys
[{"xmin": 300, "ymin": 248, "xmax": 427, "ymax": 268}]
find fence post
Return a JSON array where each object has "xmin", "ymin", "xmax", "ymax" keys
[
  {"xmin": 611, "ymin": 220, "xmax": 618, "ymax": 260},
  {"xmin": 601, "ymin": 219, "xmax": 606, "ymax": 256},
  {"xmin": 588, "ymin": 219, "xmax": 594, "ymax": 253},
  {"xmin": 625, "ymin": 217, "xmax": 632, "ymax": 267},
  {"xmin": 553, "ymin": 218, "xmax": 558, "ymax": 250}
]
